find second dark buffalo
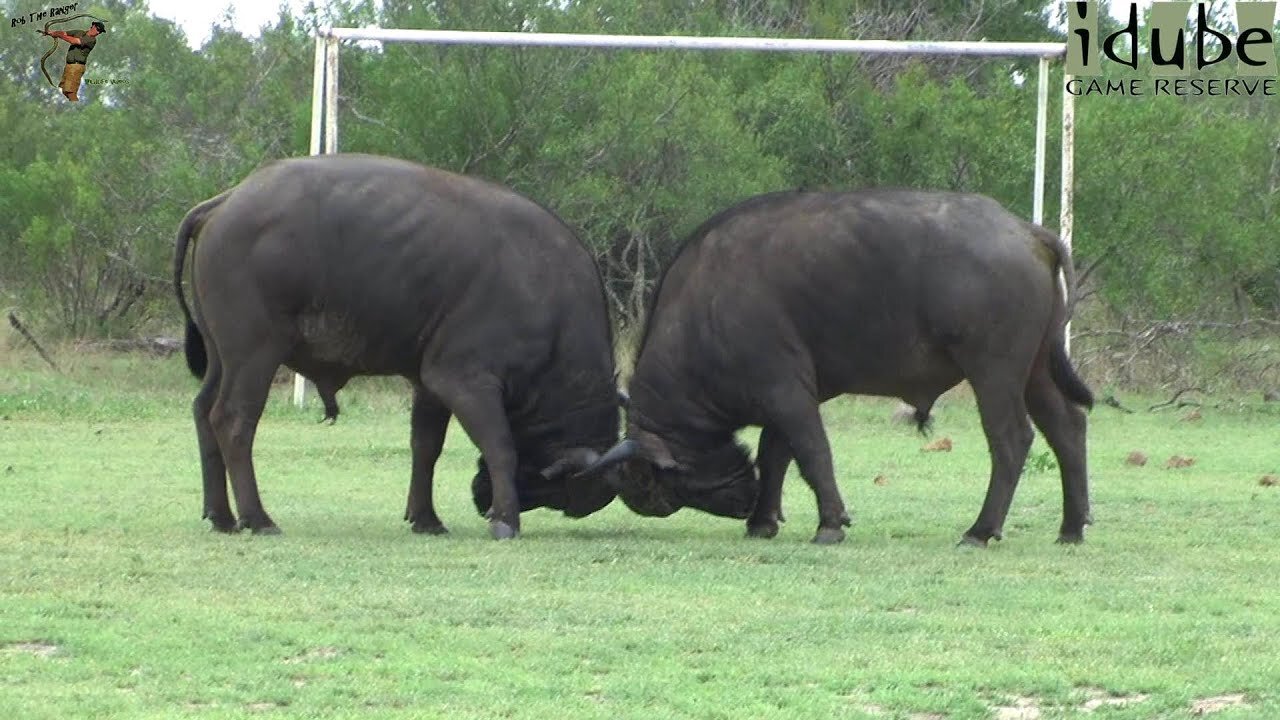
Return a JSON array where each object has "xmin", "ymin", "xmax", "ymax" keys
[
  {"xmin": 582, "ymin": 189, "xmax": 1093, "ymax": 546},
  {"xmin": 173, "ymin": 153, "xmax": 619, "ymax": 539}
]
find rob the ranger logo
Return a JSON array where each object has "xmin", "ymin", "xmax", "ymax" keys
[{"xmin": 1065, "ymin": 1, "xmax": 1279, "ymax": 97}]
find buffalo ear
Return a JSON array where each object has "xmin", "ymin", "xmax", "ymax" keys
[
  {"xmin": 633, "ymin": 429, "xmax": 679, "ymax": 471},
  {"xmin": 539, "ymin": 447, "xmax": 601, "ymax": 482},
  {"xmin": 652, "ymin": 447, "xmax": 678, "ymax": 471}
]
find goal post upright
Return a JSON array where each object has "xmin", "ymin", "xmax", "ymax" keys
[{"xmin": 295, "ymin": 28, "xmax": 1072, "ymax": 406}]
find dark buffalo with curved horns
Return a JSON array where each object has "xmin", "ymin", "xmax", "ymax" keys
[
  {"xmin": 173, "ymin": 153, "xmax": 619, "ymax": 539},
  {"xmin": 582, "ymin": 189, "xmax": 1093, "ymax": 546}
]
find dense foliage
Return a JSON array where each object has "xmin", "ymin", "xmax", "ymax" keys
[{"xmin": 1, "ymin": 1, "xmax": 1276, "ymax": 386}]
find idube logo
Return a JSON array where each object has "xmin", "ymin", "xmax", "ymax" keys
[{"xmin": 1064, "ymin": 1, "xmax": 1278, "ymax": 97}]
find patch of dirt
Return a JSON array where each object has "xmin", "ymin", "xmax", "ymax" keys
[
  {"xmin": 282, "ymin": 646, "xmax": 339, "ymax": 664},
  {"xmin": 1190, "ymin": 694, "xmax": 1249, "ymax": 715},
  {"xmin": 1165, "ymin": 455, "xmax": 1196, "ymax": 469},
  {"xmin": 992, "ymin": 696, "xmax": 1042, "ymax": 719},
  {"xmin": 921, "ymin": 437, "xmax": 953, "ymax": 452},
  {"xmin": 1259, "ymin": 475, "xmax": 1278, "ymax": 487},
  {"xmin": 1181, "ymin": 409, "xmax": 1203, "ymax": 422},
  {"xmin": 839, "ymin": 691, "xmax": 887, "ymax": 716},
  {"xmin": 1078, "ymin": 688, "xmax": 1149, "ymax": 713},
  {"xmin": 1125, "ymin": 451, "xmax": 1149, "ymax": 466},
  {"xmin": 873, "ymin": 475, "xmax": 888, "ymax": 486},
  {"xmin": 2, "ymin": 641, "xmax": 59, "ymax": 658}
]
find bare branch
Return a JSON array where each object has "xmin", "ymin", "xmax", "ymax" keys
[
  {"xmin": 1149, "ymin": 387, "xmax": 1205, "ymax": 412},
  {"xmin": 8, "ymin": 311, "xmax": 61, "ymax": 372}
]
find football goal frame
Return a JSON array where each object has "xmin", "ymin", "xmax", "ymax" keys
[{"xmin": 297, "ymin": 28, "xmax": 1075, "ymax": 405}]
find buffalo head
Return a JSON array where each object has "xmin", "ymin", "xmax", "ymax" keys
[
  {"xmin": 577, "ymin": 429, "xmax": 760, "ymax": 520},
  {"xmin": 471, "ymin": 447, "xmax": 616, "ymax": 519}
]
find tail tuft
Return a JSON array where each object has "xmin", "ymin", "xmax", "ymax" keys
[{"xmin": 184, "ymin": 321, "xmax": 207, "ymax": 379}]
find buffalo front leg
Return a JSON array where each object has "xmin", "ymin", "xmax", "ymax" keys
[
  {"xmin": 405, "ymin": 389, "xmax": 451, "ymax": 535},
  {"xmin": 209, "ymin": 349, "xmax": 281, "ymax": 535},
  {"xmin": 767, "ymin": 393, "xmax": 850, "ymax": 545},
  {"xmin": 194, "ymin": 352, "xmax": 235, "ymax": 532},
  {"xmin": 961, "ymin": 378, "xmax": 1035, "ymax": 547},
  {"xmin": 746, "ymin": 425, "xmax": 791, "ymax": 539},
  {"xmin": 1026, "ymin": 366, "xmax": 1091, "ymax": 544},
  {"xmin": 428, "ymin": 376, "xmax": 520, "ymax": 540}
]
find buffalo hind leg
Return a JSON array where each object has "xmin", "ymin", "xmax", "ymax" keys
[
  {"xmin": 428, "ymin": 377, "xmax": 520, "ymax": 540},
  {"xmin": 210, "ymin": 348, "xmax": 282, "ymax": 534},
  {"xmin": 766, "ymin": 392, "xmax": 850, "ymax": 544},
  {"xmin": 961, "ymin": 375, "xmax": 1035, "ymax": 547},
  {"xmin": 746, "ymin": 425, "xmax": 791, "ymax": 539},
  {"xmin": 194, "ymin": 352, "xmax": 235, "ymax": 532},
  {"xmin": 405, "ymin": 389, "xmax": 451, "ymax": 535},
  {"xmin": 1025, "ymin": 363, "xmax": 1091, "ymax": 544}
]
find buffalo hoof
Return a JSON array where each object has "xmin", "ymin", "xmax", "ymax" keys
[
  {"xmin": 411, "ymin": 520, "xmax": 449, "ymax": 535},
  {"xmin": 1056, "ymin": 531, "xmax": 1085, "ymax": 545},
  {"xmin": 206, "ymin": 515, "xmax": 238, "ymax": 534},
  {"xmin": 488, "ymin": 520, "xmax": 519, "ymax": 540},
  {"xmin": 957, "ymin": 534, "xmax": 988, "ymax": 549},
  {"xmin": 812, "ymin": 526, "xmax": 846, "ymax": 545},
  {"xmin": 745, "ymin": 521, "xmax": 779, "ymax": 539},
  {"xmin": 237, "ymin": 516, "xmax": 281, "ymax": 535}
]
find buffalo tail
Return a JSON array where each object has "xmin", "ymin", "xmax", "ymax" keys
[
  {"xmin": 1028, "ymin": 221, "xmax": 1094, "ymax": 410},
  {"xmin": 173, "ymin": 192, "xmax": 230, "ymax": 379},
  {"xmin": 1050, "ymin": 339, "xmax": 1094, "ymax": 409}
]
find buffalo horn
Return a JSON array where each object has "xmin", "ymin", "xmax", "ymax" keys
[{"xmin": 574, "ymin": 438, "xmax": 638, "ymax": 480}]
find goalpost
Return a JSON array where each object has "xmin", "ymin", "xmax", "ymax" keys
[{"xmin": 296, "ymin": 28, "xmax": 1075, "ymax": 406}]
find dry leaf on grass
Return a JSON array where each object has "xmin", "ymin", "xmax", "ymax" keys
[
  {"xmin": 1181, "ymin": 409, "xmax": 1203, "ymax": 422},
  {"xmin": 921, "ymin": 437, "xmax": 952, "ymax": 452},
  {"xmin": 873, "ymin": 475, "xmax": 888, "ymax": 486},
  {"xmin": 1125, "ymin": 451, "xmax": 1148, "ymax": 466},
  {"xmin": 1259, "ymin": 475, "xmax": 1278, "ymax": 487},
  {"xmin": 1164, "ymin": 455, "xmax": 1196, "ymax": 469}
]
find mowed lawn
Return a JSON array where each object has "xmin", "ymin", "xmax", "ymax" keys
[{"xmin": 1, "ymin": 352, "xmax": 1278, "ymax": 720}]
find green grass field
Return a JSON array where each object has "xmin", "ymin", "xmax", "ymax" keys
[{"xmin": 2, "ymin": 350, "xmax": 1278, "ymax": 719}]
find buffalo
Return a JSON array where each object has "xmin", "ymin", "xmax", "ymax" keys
[
  {"xmin": 173, "ymin": 153, "xmax": 619, "ymax": 539},
  {"xmin": 582, "ymin": 189, "xmax": 1093, "ymax": 546}
]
